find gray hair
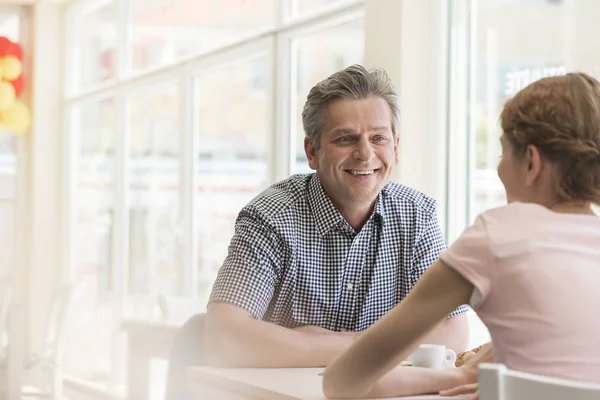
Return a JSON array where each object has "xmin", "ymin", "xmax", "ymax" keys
[{"xmin": 301, "ymin": 64, "xmax": 400, "ymax": 150}]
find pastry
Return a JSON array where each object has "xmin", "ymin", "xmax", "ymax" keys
[{"xmin": 455, "ymin": 344, "xmax": 484, "ymax": 367}]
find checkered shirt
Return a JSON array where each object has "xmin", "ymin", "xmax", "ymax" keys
[{"xmin": 209, "ymin": 173, "xmax": 468, "ymax": 332}]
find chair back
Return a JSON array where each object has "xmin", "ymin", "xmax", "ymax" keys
[
  {"xmin": 164, "ymin": 313, "xmax": 206, "ymax": 400},
  {"xmin": 479, "ymin": 363, "xmax": 600, "ymax": 400}
]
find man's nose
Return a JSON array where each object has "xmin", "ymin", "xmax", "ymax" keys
[{"xmin": 353, "ymin": 140, "xmax": 374, "ymax": 161}]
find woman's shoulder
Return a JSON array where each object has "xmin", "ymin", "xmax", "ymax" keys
[
  {"xmin": 477, "ymin": 202, "xmax": 550, "ymax": 223},
  {"xmin": 471, "ymin": 203, "xmax": 552, "ymax": 246}
]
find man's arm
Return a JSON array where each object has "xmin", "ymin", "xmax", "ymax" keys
[
  {"xmin": 205, "ymin": 303, "xmax": 357, "ymax": 367},
  {"xmin": 205, "ymin": 208, "xmax": 361, "ymax": 367}
]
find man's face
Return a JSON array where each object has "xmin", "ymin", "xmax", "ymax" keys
[{"xmin": 304, "ymin": 97, "xmax": 399, "ymax": 211}]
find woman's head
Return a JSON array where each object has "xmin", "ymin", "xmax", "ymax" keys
[{"xmin": 498, "ymin": 72, "xmax": 600, "ymax": 207}]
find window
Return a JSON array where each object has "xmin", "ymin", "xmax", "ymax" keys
[
  {"xmin": 67, "ymin": 1, "xmax": 120, "ymax": 92},
  {"xmin": 64, "ymin": 0, "xmax": 365, "ymax": 391},
  {"xmin": 127, "ymin": 84, "xmax": 184, "ymax": 297},
  {"xmin": 0, "ymin": 13, "xmax": 20, "ymax": 277},
  {"xmin": 447, "ymin": 0, "xmax": 591, "ymax": 230},
  {"xmin": 129, "ymin": 0, "xmax": 277, "ymax": 72},
  {"xmin": 194, "ymin": 54, "xmax": 271, "ymax": 304},
  {"xmin": 65, "ymin": 98, "xmax": 117, "ymax": 384},
  {"xmin": 288, "ymin": 0, "xmax": 356, "ymax": 19},
  {"xmin": 0, "ymin": 132, "xmax": 17, "ymax": 277}
]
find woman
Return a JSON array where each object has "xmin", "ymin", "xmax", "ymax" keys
[{"xmin": 322, "ymin": 72, "xmax": 600, "ymax": 399}]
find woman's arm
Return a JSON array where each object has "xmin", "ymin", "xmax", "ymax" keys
[{"xmin": 322, "ymin": 260, "xmax": 474, "ymax": 399}]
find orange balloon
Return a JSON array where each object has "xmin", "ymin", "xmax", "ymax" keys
[
  {"xmin": 0, "ymin": 56, "xmax": 22, "ymax": 80},
  {"xmin": 0, "ymin": 81, "xmax": 15, "ymax": 110},
  {"xmin": 0, "ymin": 100, "xmax": 31, "ymax": 133}
]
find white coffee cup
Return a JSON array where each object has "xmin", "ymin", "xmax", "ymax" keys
[{"xmin": 409, "ymin": 344, "xmax": 456, "ymax": 369}]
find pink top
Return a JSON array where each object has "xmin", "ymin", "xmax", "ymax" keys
[{"xmin": 441, "ymin": 202, "xmax": 600, "ymax": 384}]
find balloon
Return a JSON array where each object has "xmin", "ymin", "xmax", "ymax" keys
[
  {"xmin": 0, "ymin": 100, "xmax": 31, "ymax": 133},
  {"xmin": 10, "ymin": 43, "xmax": 22, "ymax": 60},
  {"xmin": 0, "ymin": 81, "xmax": 15, "ymax": 110},
  {"xmin": 0, "ymin": 56, "xmax": 21, "ymax": 80},
  {"xmin": 0, "ymin": 37, "xmax": 12, "ymax": 56},
  {"xmin": 10, "ymin": 75, "xmax": 23, "ymax": 97}
]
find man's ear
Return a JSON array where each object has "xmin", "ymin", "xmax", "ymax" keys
[
  {"xmin": 525, "ymin": 144, "xmax": 542, "ymax": 186},
  {"xmin": 304, "ymin": 137, "xmax": 319, "ymax": 170}
]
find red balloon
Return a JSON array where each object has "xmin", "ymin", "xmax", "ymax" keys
[
  {"xmin": 10, "ymin": 75, "xmax": 23, "ymax": 97},
  {"xmin": 10, "ymin": 43, "xmax": 22, "ymax": 60},
  {"xmin": 0, "ymin": 37, "xmax": 12, "ymax": 56}
]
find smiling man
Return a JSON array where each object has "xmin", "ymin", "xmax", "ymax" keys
[{"xmin": 204, "ymin": 65, "xmax": 469, "ymax": 368}]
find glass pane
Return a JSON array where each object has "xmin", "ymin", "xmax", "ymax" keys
[
  {"xmin": 129, "ymin": 0, "xmax": 276, "ymax": 72},
  {"xmin": 70, "ymin": 1, "xmax": 119, "ymax": 90},
  {"xmin": 0, "ymin": 133, "xmax": 16, "ymax": 278},
  {"xmin": 65, "ymin": 98, "xmax": 116, "ymax": 384},
  {"xmin": 466, "ymin": 0, "xmax": 583, "ymax": 221},
  {"xmin": 292, "ymin": 18, "xmax": 364, "ymax": 174},
  {"xmin": 0, "ymin": 13, "xmax": 19, "ymax": 277},
  {"xmin": 195, "ymin": 55, "xmax": 270, "ymax": 304},
  {"xmin": 128, "ymin": 84, "xmax": 184, "ymax": 299},
  {"xmin": 290, "ymin": 0, "xmax": 353, "ymax": 18}
]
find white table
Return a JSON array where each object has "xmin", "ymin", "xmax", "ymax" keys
[
  {"xmin": 121, "ymin": 317, "xmax": 183, "ymax": 400},
  {"xmin": 187, "ymin": 367, "xmax": 469, "ymax": 400}
]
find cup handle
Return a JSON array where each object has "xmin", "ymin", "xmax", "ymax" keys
[{"xmin": 444, "ymin": 349, "xmax": 457, "ymax": 368}]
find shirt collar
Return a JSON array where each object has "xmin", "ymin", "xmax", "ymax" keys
[{"xmin": 308, "ymin": 174, "xmax": 387, "ymax": 236}]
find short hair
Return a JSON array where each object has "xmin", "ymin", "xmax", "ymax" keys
[
  {"xmin": 301, "ymin": 64, "xmax": 400, "ymax": 150},
  {"xmin": 500, "ymin": 72, "xmax": 600, "ymax": 204}
]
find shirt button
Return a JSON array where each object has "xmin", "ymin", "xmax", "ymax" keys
[{"xmin": 347, "ymin": 283, "xmax": 353, "ymax": 290}]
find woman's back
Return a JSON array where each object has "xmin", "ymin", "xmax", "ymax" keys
[{"xmin": 441, "ymin": 202, "xmax": 600, "ymax": 383}]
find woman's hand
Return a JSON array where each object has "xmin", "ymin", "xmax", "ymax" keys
[
  {"xmin": 439, "ymin": 342, "xmax": 494, "ymax": 400},
  {"xmin": 439, "ymin": 383, "xmax": 479, "ymax": 399}
]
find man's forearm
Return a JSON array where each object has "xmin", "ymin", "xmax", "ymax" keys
[
  {"xmin": 205, "ymin": 310, "xmax": 356, "ymax": 367},
  {"xmin": 416, "ymin": 313, "xmax": 470, "ymax": 354}
]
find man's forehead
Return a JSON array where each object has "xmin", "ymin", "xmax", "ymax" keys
[{"xmin": 328, "ymin": 126, "xmax": 391, "ymax": 135}]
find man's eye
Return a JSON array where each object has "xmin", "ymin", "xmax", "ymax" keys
[
  {"xmin": 337, "ymin": 137, "xmax": 352, "ymax": 143},
  {"xmin": 374, "ymin": 136, "xmax": 388, "ymax": 142}
]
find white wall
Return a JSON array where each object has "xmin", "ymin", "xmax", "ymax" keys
[
  {"xmin": 364, "ymin": 0, "xmax": 449, "ymax": 229},
  {"xmin": 13, "ymin": 3, "xmax": 65, "ymax": 353}
]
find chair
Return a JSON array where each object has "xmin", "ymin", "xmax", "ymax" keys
[
  {"xmin": 479, "ymin": 363, "xmax": 600, "ymax": 400},
  {"xmin": 164, "ymin": 313, "xmax": 206, "ymax": 400}
]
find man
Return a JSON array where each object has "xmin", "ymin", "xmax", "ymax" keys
[{"xmin": 205, "ymin": 65, "xmax": 469, "ymax": 367}]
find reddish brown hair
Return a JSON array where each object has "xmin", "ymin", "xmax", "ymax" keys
[{"xmin": 500, "ymin": 72, "xmax": 600, "ymax": 204}]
